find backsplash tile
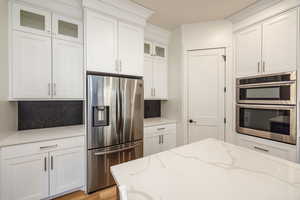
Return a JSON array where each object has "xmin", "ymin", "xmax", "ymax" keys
[
  {"xmin": 144, "ymin": 100, "xmax": 161, "ymax": 118},
  {"xmin": 18, "ymin": 101, "xmax": 83, "ymax": 130}
]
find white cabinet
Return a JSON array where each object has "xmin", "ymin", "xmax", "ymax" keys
[
  {"xmin": 49, "ymin": 147, "xmax": 84, "ymax": 196},
  {"xmin": 262, "ymin": 10, "xmax": 297, "ymax": 74},
  {"xmin": 118, "ymin": 22, "xmax": 144, "ymax": 76},
  {"xmin": 85, "ymin": 10, "xmax": 144, "ymax": 76},
  {"xmin": 2, "ymin": 153, "xmax": 49, "ymax": 200},
  {"xmin": 12, "ymin": 31, "xmax": 52, "ymax": 99},
  {"xmin": 144, "ymin": 41, "xmax": 168, "ymax": 100},
  {"xmin": 1, "ymin": 136, "xmax": 85, "ymax": 200},
  {"xmin": 86, "ymin": 11, "xmax": 118, "ymax": 74},
  {"xmin": 236, "ymin": 25, "xmax": 262, "ymax": 77},
  {"xmin": 235, "ymin": 9, "xmax": 297, "ymax": 77},
  {"xmin": 13, "ymin": 4, "xmax": 51, "ymax": 37},
  {"xmin": 11, "ymin": 3, "xmax": 84, "ymax": 100},
  {"xmin": 53, "ymin": 39, "xmax": 83, "ymax": 99},
  {"xmin": 144, "ymin": 123, "xmax": 176, "ymax": 156}
]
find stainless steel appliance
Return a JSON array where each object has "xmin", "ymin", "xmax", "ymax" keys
[
  {"xmin": 237, "ymin": 71, "xmax": 296, "ymax": 105},
  {"xmin": 87, "ymin": 75, "xmax": 144, "ymax": 193},
  {"xmin": 236, "ymin": 71, "xmax": 297, "ymax": 145}
]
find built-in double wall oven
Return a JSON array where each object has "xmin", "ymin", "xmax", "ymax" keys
[{"xmin": 236, "ymin": 71, "xmax": 297, "ymax": 145}]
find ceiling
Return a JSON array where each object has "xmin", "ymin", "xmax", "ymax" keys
[{"xmin": 131, "ymin": 0, "xmax": 258, "ymax": 30}]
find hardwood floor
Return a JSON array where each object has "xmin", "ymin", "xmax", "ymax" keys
[{"xmin": 55, "ymin": 186, "xmax": 118, "ymax": 200}]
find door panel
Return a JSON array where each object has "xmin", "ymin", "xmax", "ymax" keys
[
  {"xmin": 53, "ymin": 39, "xmax": 83, "ymax": 99},
  {"xmin": 87, "ymin": 75, "xmax": 120, "ymax": 149},
  {"xmin": 119, "ymin": 78, "xmax": 144, "ymax": 144},
  {"xmin": 50, "ymin": 148, "xmax": 84, "ymax": 196},
  {"xmin": 86, "ymin": 10, "xmax": 118, "ymax": 74},
  {"xmin": 262, "ymin": 9, "xmax": 297, "ymax": 74},
  {"xmin": 144, "ymin": 57, "xmax": 153, "ymax": 99},
  {"xmin": 153, "ymin": 59, "xmax": 168, "ymax": 99},
  {"xmin": 118, "ymin": 22, "xmax": 144, "ymax": 76},
  {"xmin": 2, "ymin": 153, "xmax": 49, "ymax": 200},
  {"xmin": 13, "ymin": 31, "xmax": 52, "ymax": 99},
  {"xmin": 236, "ymin": 25, "xmax": 262, "ymax": 77},
  {"xmin": 188, "ymin": 49, "xmax": 225, "ymax": 143}
]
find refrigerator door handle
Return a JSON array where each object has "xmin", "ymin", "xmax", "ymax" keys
[{"xmin": 94, "ymin": 144, "xmax": 138, "ymax": 156}]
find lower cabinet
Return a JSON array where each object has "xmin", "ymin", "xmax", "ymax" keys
[
  {"xmin": 1, "ymin": 136, "xmax": 84, "ymax": 200},
  {"xmin": 144, "ymin": 123, "xmax": 176, "ymax": 156}
]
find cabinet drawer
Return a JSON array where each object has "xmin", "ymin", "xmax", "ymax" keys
[
  {"xmin": 144, "ymin": 123, "xmax": 176, "ymax": 137},
  {"xmin": 2, "ymin": 136, "xmax": 84, "ymax": 159},
  {"xmin": 238, "ymin": 138, "xmax": 296, "ymax": 161}
]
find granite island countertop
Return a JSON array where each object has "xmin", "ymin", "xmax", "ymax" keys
[{"xmin": 111, "ymin": 138, "xmax": 300, "ymax": 200}]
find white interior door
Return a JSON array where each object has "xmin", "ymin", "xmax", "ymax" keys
[
  {"xmin": 53, "ymin": 39, "xmax": 83, "ymax": 99},
  {"xmin": 262, "ymin": 9, "xmax": 297, "ymax": 74},
  {"xmin": 188, "ymin": 49, "xmax": 225, "ymax": 143},
  {"xmin": 49, "ymin": 148, "xmax": 84, "ymax": 196},
  {"xmin": 118, "ymin": 21, "xmax": 144, "ymax": 76}
]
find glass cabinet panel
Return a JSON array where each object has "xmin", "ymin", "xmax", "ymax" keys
[
  {"xmin": 58, "ymin": 20, "xmax": 78, "ymax": 38},
  {"xmin": 144, "ymin": 42, "xmax": 151, "ymax": 55},
  {"xmin": 155, "ymin": 46, "xmax": 166, "ymax": 58},
  {"xmin": 20, "ymin": 10, "xmax": 45, "ymax": 31}
]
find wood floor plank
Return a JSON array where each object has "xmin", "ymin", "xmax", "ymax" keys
[{"xmin": 54, "ymin": 186, "xmax": 117, "ymax": 200}]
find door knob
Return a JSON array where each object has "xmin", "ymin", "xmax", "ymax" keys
[{"xmin": 189, "ymin": 119, "xmax": 194, "ymax": 123}]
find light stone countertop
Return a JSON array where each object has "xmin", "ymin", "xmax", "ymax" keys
[
  {"xmin": 111, "ymin": 138, "xmax": 300, "ymax": 200},
  {"xmin": 144, "ymin": 118, "xmax": 176, "ymax": 127},
  {"xmin": 0, "ymin": 125, "xmax": 85, "ymax": 147}
]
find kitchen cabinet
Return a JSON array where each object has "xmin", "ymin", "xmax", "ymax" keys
[
  {"xmin": 52, "ymin": 39, "xmax": 83, "ymax": 99},
  {"xmin": 144, "ymin": 41, "xmax": 168, "ymax": 100},
  {"xmin": 235, "ymin": 9, "xmax": 297, "ymax": 77},
  {"xmin": 12, "ymin": 31, "xmax": 52, "ymax": 99},
  {"xmin": 10, "ymin": 3, "xmax": 84, "ymax": 100},
  {"xmin": 144, "ymin": 123, "xmax": 176, "ymax": 156},
  {"xmin": 85, "ymin": 10, "xmax": 144, "ymax": 76},
  {"xmin": 13, "ymin": 3, "xmax": 51, "ymax": 37},
  {"xmin": 1, "ymin": 136, "xmax": 84, "ymax": 200}
]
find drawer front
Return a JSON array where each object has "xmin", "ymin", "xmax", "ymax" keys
[
  {"xmin": 238, "ymin": 138, "xmax": 296, "ymax": 161},
  {"xmin": 144, "ymin": 123, "xmax": 176, "ymax": 138},
  {"xmin": 2, "ymin": 136, "xmax": 84, "ymax": 159}
]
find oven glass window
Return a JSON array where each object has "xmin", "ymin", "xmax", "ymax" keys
[
  {"xmin": 239, "ymin": 108, "xmax": 290, "ymax": 135},
  {"xmin": 240, "ymin": 86, "xmax": 290, "ymax": 100}
]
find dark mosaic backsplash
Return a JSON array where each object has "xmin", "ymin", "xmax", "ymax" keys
[
  {"xmin": 144, "ymin": 100, "xmax": 161, "ymax": 118},
  {"xmin": 18, "ymin": 101, "xmax": 83, "ymax": 130}
]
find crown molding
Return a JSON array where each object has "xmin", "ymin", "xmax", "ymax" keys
[
  {"xmin": 226, "ymin": 0, "xmax": 282, "ymax": 24},
  {"xmin": 145, "ymin": 23, "xmax": 171, "ymax": 44}
]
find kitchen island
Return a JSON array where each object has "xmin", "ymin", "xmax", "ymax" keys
[{"xmin": 111, "ymin": 138, "xmax": 300, "ymax": 200}]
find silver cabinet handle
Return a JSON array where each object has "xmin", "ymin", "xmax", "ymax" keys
[
  {"xmin": 48, "ymin": 83, "xmax": 51, "ymax": 96},
  {"xmin": 157, "ymin": 128, "xmax": 166, "ymax": 131},
  {"xmin": 94, "ymin": 144, "xmax": 138, "ymax": 156},
  {"xmin": 40, "ymin": 144, "xmax": 58, "ymax": 150},
  {"xmin": 254, "ymin": 146, "xmax": 269, "ymax": 152},
  {"xmin": 44, "ymin": 157, "xmax": 47, "ymax": 172},
  {"xmin": 51, "ymin": 156, "xmax": 54, "ymax": 170},
  {"xmin": 162, "ymin": 135, "xmax": 164, "ymax": 144},
  {"xmin": 53, "ymin": 83, "xmax": 56, "ymax": 96},
  {"xmin": 262, "ymin": 61, "xmax": 266, "ymax": 72},
  {"xmin": 159, "ymin": 135, "xmax": 161, "ymax": 144},
  {"xmin": 257, "ymin": 62, "xmax": 260, "ymax": 73}
]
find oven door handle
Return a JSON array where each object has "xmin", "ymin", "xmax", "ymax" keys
[
  {"xmin": 94, "ymin": 144, "xmax": 139, "ymax": 156},
  {"xmin": 236, "ymin": 104, "xmax": 296, "ymax": 110},
  {"xmin": 238, "ymin": 81, "xmax": 295, "ymax": 88}
]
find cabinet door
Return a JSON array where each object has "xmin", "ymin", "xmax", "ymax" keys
[
  {"xmin": 262, "ymin": 10, "xmax": 297, "ymax": 74},
  {"xmin": 152, "ymin": 135, "xmax": 162, "ymax": 154},
  {"xmin": 236, "ymin": 25, "xmax": 262, "ymax": 77},
  {"xmin": 162, "ymin": 132, "xmax": 176, "ymax": 151},
  {"xmin": 152, "ymin": 59, "xmax": 168, "ymax": 99},
  {"xmin": 52, "ymin": 14, "xmax": 83, "ymax": 43},
  {"xmin": 13, "ymin": 4, "xmax": 51, "ymax": 37},
  {"xmin": 144, "ymin": 41, "xmax": 153, "ymax": 57},
  {"xmin": 143, "ymin": 136, "xmax": 153, "ymax": 156},
  {"xmin": 144, "ymin": 57, "xmax": 153, "ymax": 99},
  {"xmin": 53, "ymin": 39, "xmax": 84, "ymax": 99},
  {"xmin": 118, "ymin": 22, "xmax": 144, "ymax": 76},
  {"xmin": 49, "ymin": 147, "xmax": 84, "ymax": 196},
  {"xmin": 154, "ymin": 43, "xmax": 167, "ymax": 60},
  {"xmin": 2, "ymin": 153, "xmax": 49, "ymax": 200},
  {"xmin": 12, "ymin": 31, "xmax": 52, "ymax": 99},
  {"xmin": 86, "ymin": 11, "xmax": 118, "ymax": 74}
]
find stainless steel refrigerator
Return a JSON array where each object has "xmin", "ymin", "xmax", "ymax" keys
[{"xmin": 87, "ymin": 75, "xmax": 144, "ymax": 193}]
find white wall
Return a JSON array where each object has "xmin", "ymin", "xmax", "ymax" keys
[
  {"xmin": 162, "ymin": 27, "xmax": 184, "ymax": 146},
  {"xmin": 0, "ymin": 0, "xmax": 17, "ymax": 140}
]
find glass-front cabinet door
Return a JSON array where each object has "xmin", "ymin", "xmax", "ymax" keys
[
  {"xmin": 154, "ymin": 43, "xmax": 167, "ymax": 60},
  {"xmin": 13, "ymin": 4, "xmax": 51, "ymax": 36},
  {"xmin": 144, "ymin": 41, "xmax": 152, "ymax": 57},
  {"xmin": 52, "ymin": 14, "xmax": 83, "ymax": 43}
]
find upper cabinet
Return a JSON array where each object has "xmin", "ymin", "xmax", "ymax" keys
[
  {"xmin": 10, "ymin": 3, "xmax": 84, "ymax": 100},
  {"xmin": 235, "ymin": 9, "xmax": 298, "ymax": 77},
  {"xmin": 83, "ymin": 0, "xmax": 153, "ymax": 77}
]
